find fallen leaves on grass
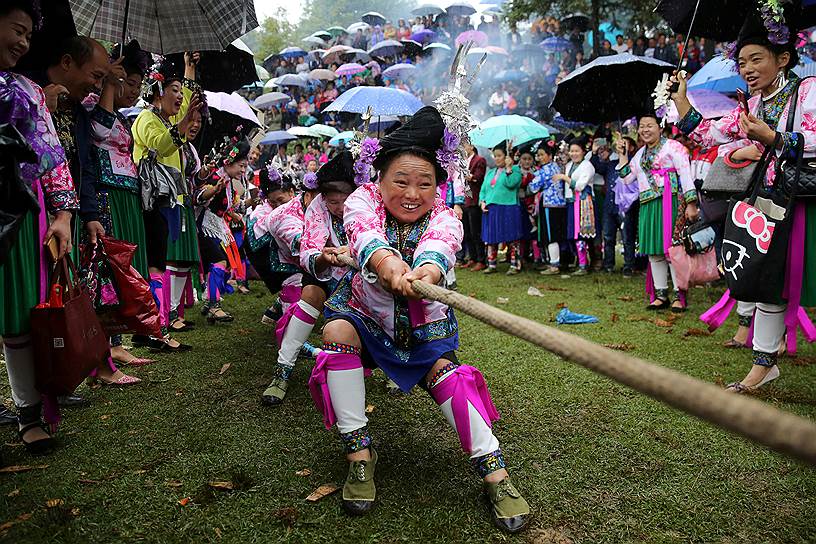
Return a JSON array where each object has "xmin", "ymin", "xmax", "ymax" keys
[
  {"xmin": 790, "ymin": 356, "xmax": 816, "ymax": 367},
  {"xmin": 496, "ymin": 297, "xmax": 509, "ymax": 304},
  {"xmin": 6, "ymin": 489, "xmax": 19, "ymax": 498},
  {"xmin": 272, "ymin": 507, "xmax": 299, "ymax": 529},
  {"xmin": 45, "ymin": 499, "xmax": 64, "ymax": 508},
  {"xmin": 618, "ymin": 295, "xmax": 634, "ymax": 302},
  {"xmin": 178, "ymin": 497, "xmax": 191, "ymax": 506},
  {"xmin": 654, "ymin": 318, "xmax": 673, "ymax": 328},
  {"xmin": 555, "ymin": 302, "xmax": 567, "ymax": 309},
  {"xmin": 365, "ymin": 404, "xmax": 375, "ymax": 413},
  {"xmin": 100, "ymin": 414, "xmax": 111, "ymax": 421},
  {"xmin": 0, "ymin": 512, "xmax": 32, "ymax": 535},
  {"xmin": 530, "ymin": 527, "xmax": 574, "ymax": 544},
  {"xmin": 208, "ymin": 481, "xmax": 235, "ymax": 491},
  {"xmin": 165, "ymin": 480, "xmax": 183, "ymax": 488},
  {"xmin": 219, "ymin": 363, "xmax": 231, "ymax": 375},
  {"xmin": 611, "ymin": 313, "xmax": 619, "ymax": 323},
  {"xmin": 0, "ymin": 464, "xmax": 48, "ymax": 474},
  {"xmin": 295, "ymin": 469, "xmax": 311, "ymax": 477},
  {"xmin": 305, "ymin": 483, "xmax": 339, "ymax": 502},
  {"xmin": 527, "ymin": 286, "xmax": 544, "ymax": 297},
  {"xmin": 603, "ymin": 343, "xmax": 636, "ymax": 352},
  {"xmin": 683, "ymin": 328, "xmax": 712, "ymax": 338}
]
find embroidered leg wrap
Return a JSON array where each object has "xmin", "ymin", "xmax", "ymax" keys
[
  {"xmin": 340, "ymin": 426, "xmax": 373, "ymax": 454},
  {"xmin": 752, "ymin": 351, "xmax": 778, "ymax": 368},
  {"xmin": 472, "ymin": 449, "xmax": 507, "ymax": 478},
  {"xmin": 429, "ymin": 363, "xmax": 501, "ymax": 457},
  {"xmin": 308, "ymin": 346, "xmax": 367, "ymax": 431},
  {"xmin": 275, "ymin": 301, "xmax": 321, "ymax": 378}
]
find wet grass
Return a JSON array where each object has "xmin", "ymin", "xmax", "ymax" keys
[{"xmin": 1, "ymin": 265, "xmax": 815, "ymax": 543}]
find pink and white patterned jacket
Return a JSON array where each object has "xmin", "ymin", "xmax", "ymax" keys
[
  {"xmin": 343, "ymin": 183, "xmax": 463, "ymax": 339},
  {"xmin": 618, "ymin": 138, "xmax": 696, "ymax": 202},
  {"xmin": 300, "ymin": 194, "xmax": 349, "ymax": 282},
  {"xmin": 268, "ymin": 193, "xmax": 308, "ymax": 269},
  {"xmin": 687, "ymin": 78, "xmax": 816, "ymax": 184}
]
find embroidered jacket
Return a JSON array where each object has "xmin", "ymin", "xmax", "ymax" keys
[
  {"xmin": 616, "ymin": 138, "xmax": 696, "ymax": 204},
  {"xmin": 300, "ymin": 194, "xmax": 349, "ymax": 282},
  {"xmin": 341, "ymin": 183, "xmax": 463, "ymax": 340}
]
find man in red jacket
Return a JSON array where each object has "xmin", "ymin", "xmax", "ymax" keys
[{"xmin": 462, "ymin": 142, "xmax": 487, "ymax": 271}]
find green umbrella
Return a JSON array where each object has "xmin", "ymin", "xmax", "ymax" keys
[
  {"xmin": 468, "ymin": 115, "xmax": 550, "ymax": 149},
  {"xmin": 327, "ymin": 26, "xmax": 348, "ymax": 37}
]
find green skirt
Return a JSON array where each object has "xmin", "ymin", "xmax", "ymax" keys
[
  {"xmin": 107, "ymin": 189, "xmax": 148, "ymax": 279},
  {"xmin": 800, "ymin": 202, "xmax": 816, "ymax": 306},
  {"xmin": 638, "ymin": 193, "xmax": 680, "ymax": 256},
  {"xmin": 0, "ymin": 211, "xmax": 40, "ymax": 336},
  {"xmin": 166, "ymin": 205, "xmax": 200, "ymax": 264}
]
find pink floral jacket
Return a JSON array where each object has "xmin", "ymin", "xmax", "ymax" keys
[
  {"xmin": 343, "ymin": 183, "xmax": 463, "ymax": 339},
  {"xmin": 269, "ymin": 193, "xmax": 307, "ymax": 269},
  {"xmin": 300, "ymin": 194, "xmax": 349, "ymax": 282}
]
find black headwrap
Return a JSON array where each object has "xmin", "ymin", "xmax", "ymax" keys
[
  {"xmin": 111, "ymin": 40, "xmax": 150, "ymax": 78},
  {"xmin": 735, "ymin": 3, "xmax": 800, "ymax": 69},
  {"xmin": 372, "ymin": 106, "xmax": 447, "ymax": 183},
  {"xmin": 316, "ymin": 150, "xmax": 356, "ymax": 195}
]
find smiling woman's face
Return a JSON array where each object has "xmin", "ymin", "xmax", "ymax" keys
[
  {"xmin": 379, "ymin": 153, "xmax": 437, "ymax": 224},
  {"xmin": 738, "ymin": 44, "xmax": 790, "ymax": 94},
  {"xmin": 0, "ymin": 9, "xmax": 32, "ymax": 70}
]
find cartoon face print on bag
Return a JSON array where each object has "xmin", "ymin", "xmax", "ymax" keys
[
  {"xmin": 732, "ymin": 201, "xmax": 775, "ymax": 253},
  {"xmin": 722, "ymin": 239, "xmax": 751, "ymax": 281}
]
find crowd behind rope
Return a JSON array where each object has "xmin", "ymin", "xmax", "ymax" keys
[{"xmin": 0, "ymin": 0, "xmax": 814, "ymax": 534}]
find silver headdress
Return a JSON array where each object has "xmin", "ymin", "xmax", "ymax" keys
[{"xmin": 432, "ymin": 42, "xmax": 486, "ymax": 185}]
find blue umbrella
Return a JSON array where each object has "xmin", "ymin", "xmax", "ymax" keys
[
  {"xmin": 260, "ymin": 130, "xmax": 297, "ymax": 145},
  {"xmin": 494, "ymin": 69, "xmax": 529, "ymax": 83},
  {"xmin": 794, "ymin": 61, "xmax": 816, "ymax": 78},
  {"xmin": 539, "ymin": 36, "xmax": 574, "ymax": 53},
  {"xmin": 323, "ymin": 86, "xmax": 423, "ymax": 116},
  {"xmin": 253, "ymin": 91, "xmax": 291, "ymax": 110},
  {"xmin": 275, "ymin": 74, "xmax": 308, "ymax": 88},
  {"xmin": 329, "ymin": 130, "xmax": 356, "ymax": 146},
  {"xmin": 687, "ymin": 55, "xmax": 746, "ymax": 93},
  {"xmin": 469, "ymin": 115, "xmax": 550, "ymax": 148},
  {"xmin": 359, "ymin": 115, "xmax": 400, "ymax": 132},
  {"xmin": 278, "ymin": 46, "xmax": 307, "ymax": 59}
]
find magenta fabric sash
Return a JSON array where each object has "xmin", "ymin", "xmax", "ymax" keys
[
  {"xmin": 408, "ymin": 299, "xmax": 427, "ymax": 327},
  {"xmin": 429, "ymin": 365, "xmax": 500, "ymax": 453},
  {"xmin": 308, "ymin": 351, "xmax": 362, "ymax": 429},
  {"xmin": 489, "ymin": 169, "xmax": 500, "ymax": 188},
  {"xmin": 699, "ymin": 289, "xmax": 737, "ymax": 332},
  {"xmin": 781, "ymin": 202, "xmax": 816, "ymax": 353},
  {"xmin": 438, "ymin": 181, "xmax": 449, "ymax": 202},
  {"xmin": 572, "ymin": 198, "xmax": 581, "ymax": 240},
  {"xmin": 275, "ymin": 302, "xmax": 318, "ymax": 347},
  {"xmin": 280, "ymin": 284, "xmax": 302, "ymax": 304},
  {"xmin": 35, "ymin": 182, "xmax": 47, "ymax": 299}
]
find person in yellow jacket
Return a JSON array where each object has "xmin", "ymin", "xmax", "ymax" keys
[{"xmin": 131, "ymin": 53, "xmax": 202, "ymax": 352}]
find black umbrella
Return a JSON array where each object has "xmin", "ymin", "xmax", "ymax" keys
[
  {"xmin": 15, "ymin": 0, "xmax": 78, "ymax": 73},
  {"xmin": 560, "ymin": 13, "xmax": 590, "ymax": 32},
  {"xmin": 654, "ymin": 0, "xmax": 747, "ymax": 42},
  {"xmin": 400, "ymin": 39, "xmax": 423, "ymax": 57},
  {"xmin": 164, "ymin": 41, "xmax": 257, "ymax": 94},
  {"xmin": 551, "ymin": 53, "xmax": 674, "ymax": 124}
]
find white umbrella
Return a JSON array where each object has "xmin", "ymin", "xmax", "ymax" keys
[
  {"xmin": 204, "ymin": 91, "xmax": 261, "ymax": 128},
  {"xmin": 255, "ymin": 64, "xmax": 270, "ymax": 81},
  {"xmin": 253, "ymin": 92, "xmax": 291, "ymax": 110},
  {"xmin": 413, "ymin": 4, "xmax": 445, "ymax": 16},
  {"xmin": 347, "ymin": 22, "xmax": 370, "ymax": 34},
  {"xmin": 302, "ymin": 36, "xmax": 326, "ymax": 47},
  {"xmin": 308, "ymin": 124, "xmax": 340, "ymax": 138},
  {"xmin": 424, "ymin": 42, "xmax": 452, "ymax": 51},
  {"xmin": 309, "ymin": 68, "xmax": 338, "ymax": 81},
  {"xmin": 288, "ymin": 126, "xmax": 314, "ymax": 137},
  {"xmin": 362, "ymin": 11, "xmax": 387, "ymax": 26}
]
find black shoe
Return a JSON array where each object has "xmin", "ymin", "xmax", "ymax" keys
[
  {"xmin": 18, "ymin": 421, "xmax": 56, "ymax": 455},
  {"xmin": 0, "ymin": 407, "xmax": 17, "ymax": 426},
  {"xmin": 148, "ymin": 337, "xmax": 193, "ymax": 352},
  {"xmin": 57, "ymin": 395, "xmax": 88, "ymax": 407},
  {"xmin": 131, "ymin": 334, "xmax": 151, "ymax": 347},
  {"xmin": 622, "ymin": 268, "xmax": 633, "ymax": 278}
]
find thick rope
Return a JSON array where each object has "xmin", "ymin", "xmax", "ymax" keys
[{"xmin": 336, "ymin": 254, "xmax": 816, "ymax": 465}]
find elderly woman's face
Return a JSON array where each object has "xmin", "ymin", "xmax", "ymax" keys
[{"xmin": 379, "ymin": 154, "xmax": 437, "ymax": 224}]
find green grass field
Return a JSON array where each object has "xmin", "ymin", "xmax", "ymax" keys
[{"xmin": 2, "ymin": 266, "xmax": 815, "ymax": 543}]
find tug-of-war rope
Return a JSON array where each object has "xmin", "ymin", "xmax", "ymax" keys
[{"xmin": 336, "ymin": 254, "xmax": 816, "ymax": 466}]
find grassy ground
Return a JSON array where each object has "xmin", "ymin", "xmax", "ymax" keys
[{"xmin": 1, "ymin": 265, "xmax": 816, "ymax": 543}]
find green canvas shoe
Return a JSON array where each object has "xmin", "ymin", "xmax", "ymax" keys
[
  {"xmin": 485, "ymin": 476, "xmax": 531, "ymax": 533},
  {"xmin": 261, "ymin": 376, "xmax": 288, "ymax": 406},
  {"xmin": 342, "ymin": 447, "xmax": 377, "ymax": 516}
]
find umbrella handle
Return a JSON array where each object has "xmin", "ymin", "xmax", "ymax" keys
[{"xmin": 668, "ymin": 0, "xmax": 702, "ymax": 93}]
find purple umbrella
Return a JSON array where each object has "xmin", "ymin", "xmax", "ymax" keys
[
  {"xmin": 540, "ymin": 36, "xmax": 574, "ymax": 53},
  {"xmin": 455, "ymin": 30, "xmax": 488, "ymax": 47},
  {"xmin": 383, "ymin": 63, "xmax": 417, "ymax": 79},
  {"xmin": 335, "ymin": 63, "xmax": 367, "ymax": 77},
  {"xmin": 411, "ymin": 29, "xmax": 436, "ymax": 44}
]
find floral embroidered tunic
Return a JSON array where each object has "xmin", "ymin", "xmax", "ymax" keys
[
  {"xmin": 529, "ymin": 161, "xmax": 565, "ymax": 208},
  {"xmin": 86, "ymin": 96, "xmax": 138, "ymax": 193},
  {"xmin": 300, "ymin": 194, "xmax": 349, "ymax": 283},
  {"xmin": 616, "ymin": 137, "xmax": 696, "ymax": 204},
  {"xmin": 677, "ymin": 74, "xmax": 812, "ymax": 186},
  {"xmin": 326, "ymin": 183, "xmax": 462, "ymax": 343},
  {"xmin": 0, "ymin": 71, "xmax": 77, "ymax": 213}
]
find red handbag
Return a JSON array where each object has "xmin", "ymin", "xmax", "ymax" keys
[
  {"xmin": 98, "ymin": 235, "xmax": 162, "ymax": 337},
  {"xmin": 30, "ymin": 255, "xmax": 110, "ymax": 396}
]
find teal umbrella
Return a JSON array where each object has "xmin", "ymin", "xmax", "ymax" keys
[
  {"xmin": 308, "ymin": 124, "xmax": 340, "ymax": 138},
  {"xmin": 329, "ymin": 130, "xmax": 356, "ymax": 147},
  {"xmin": 468, "ymin": 115, "xmax": 550, "ymax": 148}
]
